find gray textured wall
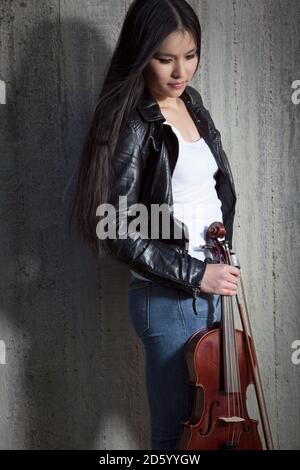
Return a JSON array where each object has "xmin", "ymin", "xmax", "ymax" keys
[{"xmin": 0, "ymin": 0, "xmax": 299, "ymax": 450}]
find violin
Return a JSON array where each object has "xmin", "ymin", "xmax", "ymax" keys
[{"xmin": 177, "ymin": 221, "xmax": 274, "ymax": 450}]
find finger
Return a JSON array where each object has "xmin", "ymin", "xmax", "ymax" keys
[
  {"xmin": 224, "ymin": 281, "xmax": 238, "ymax": 293},
  {"xmin": 229, "ymin": 266, "xmax": 241, "ymax": 277},
  {"xmin": 227, "ymin": 277, "xmax": 239, "ymax": 286},
  {"xmin": 220, "ymin": 288, "xmax": 238, "ymax": 296}
]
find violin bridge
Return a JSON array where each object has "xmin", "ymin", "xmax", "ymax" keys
[{"xmin": 218, "ymin": 416, "xmax": 245, "ymax": 423}]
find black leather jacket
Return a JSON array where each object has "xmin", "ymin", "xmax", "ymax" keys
[{"xmin": 102, "ymin": 85, "xmax": 236, "ymax": 305}]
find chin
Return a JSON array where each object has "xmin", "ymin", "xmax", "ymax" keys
[{"xmin": 169, "ymin": 88, "xmax": 186, "ymax": 96}]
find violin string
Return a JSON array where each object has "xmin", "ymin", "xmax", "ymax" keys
[
  {"xmin": 231, "ymin": 296, "xmax": 241, "ymax": 447},
  {"xmin": 226, "ymin": 297, "xmax": 235, "ymax": 442},
  {"xmin": 235, "ymin": 286, "xmax": 244, "ymax": 445},
  {"xmin": 223, "ymin": 249, "xmax": 235, "ymax": 447},
  {"xmin": 225, "ymin": 295, "xmax": 233, "ymax": 446},
  {"xmin": 230, "ymin": 297, "xmax": 237, "ymax": 447},
  {"xmin": 228, "ymin": 296, "xmax": 237, "ymax": 447},
  {"xmin": 222, "ymin": 296, "xmax": 230, "ymax": 445},
  {"xmin": 223, "ymin": 295, "xmax": 231, "ymax": 446},
  {"xmin": 227, "ymin": 294, "xmax": 235, "ymax": 447},
  {"xmin": 225, "ymin": 243, "xmax": 240, "ymax": 448},
  {"xmin": 224, "ymin": 247, "xmax": 240, "ymax": 448},
  {"xmin": 233, "ymin": 292, "xmax": 243, "ymax": 447},
  {"xmin": 229, "ymin": 294, "xmax": 242, "ymax": 447}
]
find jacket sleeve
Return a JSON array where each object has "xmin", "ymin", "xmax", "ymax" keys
[{"xmin": 99, "ymin": 121, "xmax": 207, "ymax": 296}]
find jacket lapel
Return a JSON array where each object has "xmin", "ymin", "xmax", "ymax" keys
[
  {"xmin": 137, "ymin": 86, "xmax": 208, "ymax": 125},
  {"xmin": 136, "ymin": 85, "xmax": 234, "ymax": 193}
]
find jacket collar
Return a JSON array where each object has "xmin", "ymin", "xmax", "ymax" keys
[
  {"xmin": 137, "ymin": 85, "xmax": 195, "ymax": 122},
  {"xmin": 136, "ymin": 85, "xmax": 213, "ymax": 139}
]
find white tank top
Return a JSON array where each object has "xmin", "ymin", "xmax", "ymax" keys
[{"xmin": 130, "ymin": 121, "xmax": 223, "ymax": 280}]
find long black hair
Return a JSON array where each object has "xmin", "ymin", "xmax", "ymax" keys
[{"xmin": 72, "ymin": 0, "xmax": 201, "ymax": 253}]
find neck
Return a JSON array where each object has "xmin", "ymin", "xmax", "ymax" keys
[{"xmin": 155, "ymin": 95, "xmax": 182, "ymax": 110}]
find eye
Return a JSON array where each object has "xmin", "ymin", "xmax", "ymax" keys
[
  {"xmin": 158, "ymin": 54, "xmax": 197, "ymax": 64},
  {"xmin": 158, "ymin": 59, "xmax": 172, "ymax": 64}
]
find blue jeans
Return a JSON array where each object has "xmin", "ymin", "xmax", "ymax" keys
[{"xmin": 128, "ymin": 274, "xmax": 221, "ymax": 450}]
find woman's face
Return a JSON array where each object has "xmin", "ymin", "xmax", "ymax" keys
[{"xmin": 143, "ymin": 29, "xmax": 199, "ymax": 104}]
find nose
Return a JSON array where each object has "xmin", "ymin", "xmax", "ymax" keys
[{"xmin": 171, "ymin": 60, "xmax": 187, "ymax": 80}]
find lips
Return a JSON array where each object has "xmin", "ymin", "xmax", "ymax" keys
[{"xmin": 168, "ymin": 81, "xmax": 186, "ymax": 89}]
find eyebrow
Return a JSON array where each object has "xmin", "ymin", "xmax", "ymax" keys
[{"xmin": 154, "ymin": 48, "xmax": 197, "ymax": 58}]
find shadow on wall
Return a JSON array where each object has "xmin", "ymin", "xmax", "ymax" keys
[{"xmin": 1, "ymin": 15, "xmax": 149, "ymax": 450}]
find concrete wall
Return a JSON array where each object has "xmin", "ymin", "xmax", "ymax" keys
[{"xmin": 0, "ymin": 0, "xmax": 299, "ymax": 449}]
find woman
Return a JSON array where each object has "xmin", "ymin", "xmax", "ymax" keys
[{"xmin": 73, "ymin": 0, "xmax": 240, "ymax": 450}]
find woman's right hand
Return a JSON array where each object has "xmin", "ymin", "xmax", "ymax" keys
[{"xmin": 200, "ymin": 263, "xmax": 241, "ymax": 296}]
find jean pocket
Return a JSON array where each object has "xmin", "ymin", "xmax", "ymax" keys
[{"xmin": 128, "ymin": 282, "xmax": 151, "ymax": 337}]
